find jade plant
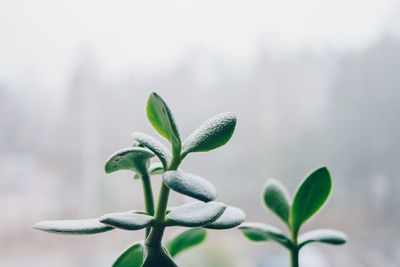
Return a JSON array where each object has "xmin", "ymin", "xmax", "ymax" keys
[
  {"xmin": 239, "ymin": 167, "xmax": 347, "ymax": 267},
  {"xmin": 33, "ymin": 92, "xmax": 246, "ymax": 266}
]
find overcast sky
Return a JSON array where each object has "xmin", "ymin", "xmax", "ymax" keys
[{"xmin": 0, "ymin": 0, "xmax": 399, "ymax": 91}]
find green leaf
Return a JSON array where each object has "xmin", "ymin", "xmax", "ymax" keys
[
  {"xmin": 33, "ymin": 218, "xmax": 113, "ymax": 235},
  {"xmin": 181, "ymin": 113, "xmax": 236, "ymax": 157},
  {"xmin": 146, "ymin": 92, "xmax": 181, "ymax": 157},
  {"xmin": 204, "ymin": 206, "xmax": 246, "ymax": 229},
  {"xmin": 239, "ymin": 222, "xmax": 292, "ymax": 249},
  {"xmin": 113, "ymin": 241, "xmax": 144, "ymax": 267},
  {"xmin": 298, "ymin": 229, "xmax": 347, "ymax": 248},
  {"xmin": 263, "ymin": 179, "xmax": 291, "ymax": 226},
  {"xmin": 131, "ymin": 132, "xmax": 171, "ymax": 169},
  {"xmin": 166, "ymin": 228, "xmax": 207, "ymax": 257},
  {"xmin": 141, "ymin": 246, "xmax": 177, "ymax": 267},
  {"xmin": 166, "ymin": 202, "xmax": 226, "ymax": 227},
  {"xmin": 105, "ymin": 147, "xmax": 154, "ymax": 176},
  {"xmin": 291, "ymin": 167, "xmax": 332, "ymax": 232},
  {"xmin": 99, "ymin": 212, "xmax": 153, "ymax": 231},
  {"xmin": 163, "ymin": 171, "xmax": 217, "ymax": 202}
]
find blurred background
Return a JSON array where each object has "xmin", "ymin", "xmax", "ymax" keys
[{"xmin": 1, "ymin": 0, "xmax": 400, "ymax": 266}]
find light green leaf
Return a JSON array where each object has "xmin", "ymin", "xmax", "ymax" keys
[
  {"xmin": 141, "ymin": 246, "xmax": 177, "ymax": 267},
  {"xmin": 239, "ymin": 222, "xmax": 292, "ymax": 249},
  {"xmin": 263, "ymin": 179, "xmax": 291, "ymax": 226},
  {"xmin": 131, "ymin": 132, "xmax": 171, "ymax": 169},
  {"xmin": 166, "ymin": 202, "xmax": 226, "ymax": 227},
  {"xmin": 204, "ymin": 206, "xmax": 246, "ymax": 229},
  {"xmin": 298, "ymin": 229, "xmax": 347, "ymax": 248},
  {"xmin": 291, "ymin": 167, "xmax": 332, "ymax": 232},
  {"xmin": 99, "ymin": 212, "xmax": 153, "ymax": 231},
  {"xmin": 105, "ymin": 147, "xmax": 154, "ymax": 176},
  {"xmin": 163, "ymin": 171, "xmax": 217, "ymax": 202},
  {"xmin": 146, "ymin": 92, "xmax": 181, "ymax": 157},
  {"xmin": 33, "ymin": 218, "xmax": 113, "ymax": 235},
  {"xmin": 113, "ymin": 241, "xmax": 144, "ymax": 267},
  {"xmin": 181, "ymin": 113, "xmax": 236, "ymax": 157},
  {"xmin": 166, "ymin": 228, "xmax": 207, "ymax": 257}
]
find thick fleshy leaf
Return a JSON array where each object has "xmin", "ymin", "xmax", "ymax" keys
[
  {"xmin": 131, "ymin": 132, "xmax": 171, "ymax": 169},
  {"xmin": 263, "ymin": 179, "xmax": 291, "ymax": 226},
  {"xmin": 298, "ymin": 229, "xmax": 347, "ymax": 248},
  {"xmin": 100, "ymin": 212, "xmax": 153, "ymax": 231},
  {"xmin": 113, "ymin": 241, "xmax": 144, "ymax": 267},
  {"xmin": 105, "ymin": 147, "xmax": 154, "ymax": 175},
  {"xmin": 204, "ymin": 206, "xmax": 246, "ymax": 229},
  {"xmin": 33, "ymin": 219, "xmax": 113, "ymax": 235},
  {"xmin": 181, "ymin": 113, "xmax": 236, "ymax": 157},
  {"xmin": 141, "ymin": 246, "xmax": 177, "ymax": 267},
  {"xmin": 166, "ymin": 202, "xmax": 226, "ymax": 227},
  {"xmin": 166, "ymin": 228, "xmax": 207, "ymax": 257},
  {"xmin": 239, "ymin": 222, "xmax": 292, "ymax": 249},
  {"xmin": 146, "ymin": 92, "xmax": 181, "ymax": 157},
  {"xmin": 163, "ymin": 171, "xmax": 217, "ymax": 202},
  {"xmin": 291, "ymin": 167, "xmax": 332, "ymax": 232}
]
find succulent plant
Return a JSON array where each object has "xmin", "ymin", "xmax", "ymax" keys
[
  {"xmin": 34, "ymin": 92, "xmax": 245, "ymax": 266},
  {"xmin": 239, "ymin": 167, "xmax": 347, "ymax": 267}
]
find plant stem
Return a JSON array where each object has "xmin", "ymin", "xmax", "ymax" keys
[
  {"xmin": 141, "ymin": 172, "xmax": 155, "ymax": 237},
  {"xmin": 290, "ymin": 228, "xmax": 299, "ymax": 267},
  {"xmin": 290, "ymin": 247, "xmax": 299, "ymax": 267},
  {"xmin": 145, "ymin": 157, "xmax": 182, "ymax": 247}
]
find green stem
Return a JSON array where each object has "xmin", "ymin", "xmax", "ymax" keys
[
  {"xmin": 290, "ymin": 227, "xmax": 299, "ymax": 267},
  {"xmin": 141, "ymin": 172, "xmax": 155, "ymax": 237},
  {"xmin": 145, "ymin": 157, "xmax": 182, "ymax": 247},
  {"xmin": 290, "ymin": 248, "xmax": 299, "ymax": 267}
]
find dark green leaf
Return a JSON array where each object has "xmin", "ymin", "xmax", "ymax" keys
[
  {"xmin": 146, "ymin": 93, "xmax": 181, "ymax": 157},
  {"xmin": 141, "ymin": 246, "xmax": 177, "ymax": 267},
  {"xmin": 263, "ymin": 179, "xmax": 291, "ymax": 226},
  {"xmin": 105, "ymin": 147, "xmax": 154, "ymax": 175},
  {"xmin": 100, "ymin": 212, "xmax": 153, "ymax": 231},
  {"xmin": 33, "ymin": 218, "xmax": 113, "ymax": 235},
  {"xmin": 166, "ymin": 228, "xmax": 207, "ymax": 257},
  {"xmin": 131, "ymin": 132, "xmax": 171, "ymax": 169},
  {"xmin": 239, "ymin": 222, "xmax": 292, "ymax": 249},
  {"xmin": 113, "ymin": 241, "xmax": 144, "ymax": 267},
  {"xmin": 181, "ymin": 113, "xmax": 236, "ymax": 157},
  {"xmin": 298, "ymin": 229, "xmax": 347, "ymax": 248},
  {"xmin": 204, "ymin": 206, "xmax": 246, "ymax": 229},
  {"xmin": 166, "ymin": 202, "xmax": 226, "ymax": 227},
  {"xmin": 163, "ymin": 171, "xmax": 217, "ymax": 202},
  {"xmin": 291, "ymin": 167, "xmax": 332, "ymax": 232}
]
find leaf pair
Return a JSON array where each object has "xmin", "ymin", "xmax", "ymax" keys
[
  {"xmin": 146, "ymin": 92, "xmax": 237, "ymax": 160},
  {"xmin": 263, "ymin": 167, "xmax": 332, "ymax": 232},
  {"xmin": 240, "ymin": 167, "xmax": 346, "ymax": 254},
  {"xmin": 112, "ymin": 228, "xmax": 207, "ymax": 267},
  {"xmin": 98, "ymin": 202, "xmax": 244, "ymax": 231},
  {"xmin": 113, "ymin": 242, "xmax": 177, "ymax": 267}
]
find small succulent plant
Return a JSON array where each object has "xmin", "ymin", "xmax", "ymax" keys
[
  {"xmin": 34, "ymin": 92, "xmax": 246, "ymax": 266},
  {"xmin": 239, "ymin": 167, "xmax": 347, "ymax": 267}
]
